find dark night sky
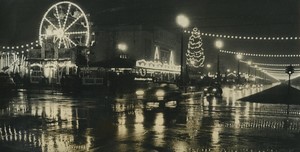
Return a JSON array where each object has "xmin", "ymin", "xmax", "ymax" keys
[{"xmin": 1, "ymin": 0, "xmax": 300, "ymax": 73}]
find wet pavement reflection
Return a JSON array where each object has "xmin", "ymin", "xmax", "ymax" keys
[{"xmin": 0, "ymin": 86, "xmax": 300, "ymax": 151}]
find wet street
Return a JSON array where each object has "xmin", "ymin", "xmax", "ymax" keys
[{"xmin": 0, "ymin": 86, "xmax": 300, "ymax": 152}]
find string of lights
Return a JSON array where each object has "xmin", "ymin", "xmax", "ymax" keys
[
  {"xmin": 220, "ymin": 50, "xmax": 300, "ymax": 57},
  {"xmin": 240, "ymin": 60, "xmax": 300, "ymax": 67},
  {"xmin": 0, "ymin": 40, "xmax": 39, "ymax": 50},
  {"xmin": 184, "ymin": 30, "xmax": 300, "ymax": 41},
  {"xmin": 239, "ymin": 59, "xmax": 299, "ymax": 80}
]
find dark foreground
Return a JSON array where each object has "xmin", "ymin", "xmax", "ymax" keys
[{"xmin": 0, "ymin": 86, "xmax": 300, "ymax": 152}]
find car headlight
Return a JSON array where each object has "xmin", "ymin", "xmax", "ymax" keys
[
  {"xmin": 155, "ymin": 90, "xmax": 165, "ymax": 97},
  {"xmin": 212, "ymin": 88, "xmax": 217, "ymax": 92},
  {"xmin": 135, "ymin": 90, "xmax": 144, "ymax": 96}
]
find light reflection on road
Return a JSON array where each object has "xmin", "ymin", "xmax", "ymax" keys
[{"xmin": 0, "ymin": 86, "xmax": 300, "ymax": 151}]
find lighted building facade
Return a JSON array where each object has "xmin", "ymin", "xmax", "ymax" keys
[{"xmin": 26, "ymin": 41, "xmax": 78, "ymax": 84}]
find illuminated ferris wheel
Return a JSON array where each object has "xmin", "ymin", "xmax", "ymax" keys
[{"xmin": 39, "ymin": 1, "xmax": 90, "ymax": 49}]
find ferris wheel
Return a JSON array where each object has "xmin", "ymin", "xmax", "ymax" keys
[{"xmin": 39, "ymin": 1, "xmax": 90, "ymax": 49}]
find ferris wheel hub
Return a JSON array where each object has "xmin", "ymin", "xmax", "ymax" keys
[{"xmin": 55, "ymin": 28, "xmax": 65, "ymax": 39}]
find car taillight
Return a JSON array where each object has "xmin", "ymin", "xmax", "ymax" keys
[
  {"xmin": 155, "ymin": 90, "xmax": 165, "ymax": 97},
  {"xmin": 135, "ymin": 90, "xmax": 144, "ymax": 96}
]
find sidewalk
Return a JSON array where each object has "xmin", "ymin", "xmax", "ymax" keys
[{"xmin": 239, "ymin": 84, "xmax": 300, "ymax": 105}]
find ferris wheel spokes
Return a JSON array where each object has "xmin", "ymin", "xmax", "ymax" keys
[
  {"xmin": 65, "ymin": 36, "xmax": 77, "ymax": 46},
  {"xmin": 65, "ymin": 31, "xmax": 87, "ymax": 35},
  {"xmin": 55, "ymin": 6, "xmax": 62, "ymax": 28},
  {"xmin": 63, "ymin": 3, "xmax": 72, "ymax": 29},
  {"xmin": 44, "ymin": 18, "xmax": 58, "ymax": 30},
  {"xmin": 65, "ymin": 13, "xmax": 84, "ymax": 32}
]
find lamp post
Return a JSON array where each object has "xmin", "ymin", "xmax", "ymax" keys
[
  {"xmin": 236, "ymin": 54, "xmax": 243, "ymax": 84},
  {"xmin": 215, "ymin": 40, "xmax": 223, "ymax": 84},
  {"xmin": 247, "ymin": 61, "xmax": 252, "ymax": 82},
  {"xmin": 254, "ymin": 65, "xmax": 257, "ymax": 84},
  {"xmin": 176, "ymin": 14, "xmax": 189, "ymax": 87},
  {"xmin": 225, "ymin": 69, "xmax": 230, "ymax": 83}
]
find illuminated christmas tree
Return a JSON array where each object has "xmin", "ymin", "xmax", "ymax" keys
[{"xmin": 186, "ymin": 27, "xmax": 205, "ymax": 68}]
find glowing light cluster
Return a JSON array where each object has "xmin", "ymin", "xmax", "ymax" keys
[
  {"xmin": 184, "ymin": 30, "xmax": 300, "ymax": 41},
  {"xmin": 220, "ymin": 50, "xmax": 300, "ymax": 57}
]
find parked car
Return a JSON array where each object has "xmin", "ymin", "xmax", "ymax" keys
[
  {"xmin": 136, "ymin": 82, "xmax": 182, "ymax": 107},
  {"xmin": 203, "ymin": 85, "xmax": 223, "ymax": 97},
  {"xmin": 0, "ymin": 73, "xmax": 16, "ymax": 93}
]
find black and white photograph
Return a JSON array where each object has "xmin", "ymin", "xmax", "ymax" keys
[{"xmin": 0, "ymin": 0, "xmax": 300, "ymax": 151}]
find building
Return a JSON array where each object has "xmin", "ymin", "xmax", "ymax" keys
[{"xmin": 91, "ymin": 25, "xmax": 181, "ymax": 64}]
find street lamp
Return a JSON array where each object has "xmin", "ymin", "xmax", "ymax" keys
[
  {"xmin": 236, "ymin": 54, "xmax": 243, "ymax": 84},
  {"xmin": 206, "ymin": 64, "xmax": 211, "ymax": 76},
  {"xmin": 117, "ymin": 43, "xmax": 127, "ymax": 59},
  {"xmin": 215, "ymin": 40, "xmax": 223, "ymax": 84},
  {"xmin": 176, "ymin": 14, "xmax": 189, "ymax": 87}
]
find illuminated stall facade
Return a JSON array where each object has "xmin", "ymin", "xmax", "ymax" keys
[
  {"xmin": 27, "ymin": 42, "xmax": 77, "ymax": 84},
  {"xmin": 135, "ymin": 46, "xmax": 180, "ymax": 82}
]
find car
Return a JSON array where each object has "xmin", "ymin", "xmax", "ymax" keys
[
  {"xmin": 203, "ymin": 85, "xmax": 223, "ymax": 97},
  {"xmin": 0, "ymin": 73, "xmax": 16, "ymax": 93},
  {"xmin": 135, "ymin": 82, "xmax": 182, "ymax": 107}
]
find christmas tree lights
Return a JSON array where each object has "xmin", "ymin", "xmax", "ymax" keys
[{"xmin": 186, "ymin": 27, "xmax": 205, "ymax": 68}]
